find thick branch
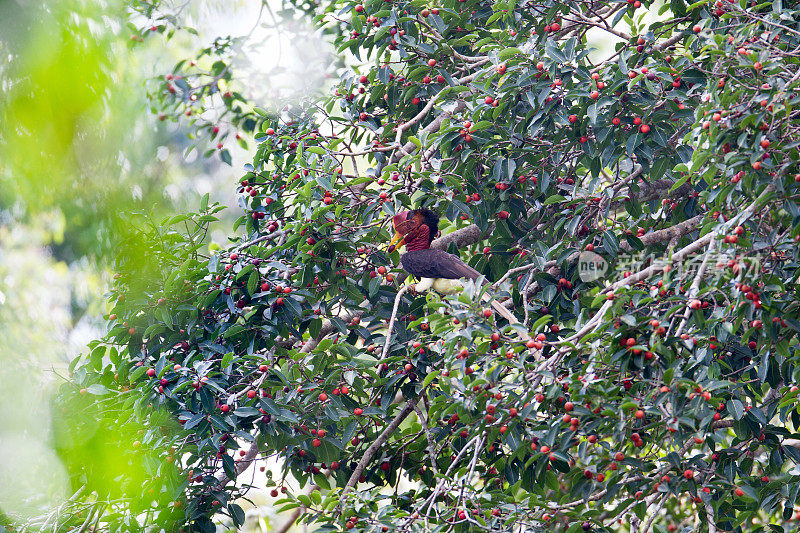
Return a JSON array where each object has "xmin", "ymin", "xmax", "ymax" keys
[
  {"xmin": 430, "ymin": 223, "xmax": 488, "ymax": 250},
  {"xmin": 622, "ymin": 215, "xmax": 703, "ymax": 252},
  {"xmin": 704, "ymin": 499, "xmax": 717, "ymax": 533},
  {"xmin": 341, "ymin": 394, "xmax": 421, "ymax": 498},
  {"xmin": 654, "ymin": 32, "xmax": 684, "ymax": 52},
  {"xmin": 390, "ymin": 100, "xmax": 467, "ymax": 164},
  {"xmin": 608, "ymin": 183, "xmax": 775, "ymax": 292},
  {"xmin": 673, "ymin": 238, "xmax": 715, "ymax": 338},
  {"xmin": 507, "ymin": 213, "xmax": 704, "ymax": 301},
  {"xmin": 634, "ymin": 178, "xmax": 693, "ymax": 203}
]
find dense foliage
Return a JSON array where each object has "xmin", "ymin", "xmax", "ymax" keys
[{"xmin": 43, "ymin": 0, "xmax": 800, "ymax": 532}]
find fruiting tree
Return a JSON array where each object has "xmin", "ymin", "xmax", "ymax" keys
[{"xmin": 51, "ymin": 0, "xmax": 800, "ymax": 532}]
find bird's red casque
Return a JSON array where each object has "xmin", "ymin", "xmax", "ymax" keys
[{"xmin": 391, "ymin": 211, "xmax": 431, "ymax": 251}]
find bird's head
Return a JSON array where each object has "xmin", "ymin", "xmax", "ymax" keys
[{"xmin": 388, "ymin": 208, "xmax": 439, "ymax": 252}]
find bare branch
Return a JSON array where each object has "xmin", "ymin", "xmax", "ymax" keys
[{"xmin": 341, "ymin": 393, "xmax": 422, "ymax": 498}]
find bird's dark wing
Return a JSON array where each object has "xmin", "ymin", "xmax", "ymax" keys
[{"xmin": 401, "ymin": 249, "xmax": 482, "ymax": 280}]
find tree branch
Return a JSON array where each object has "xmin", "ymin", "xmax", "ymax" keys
[
  {"xmin": 380, "ymin": 284, "xmax": 411, "ymax": 358},
  {"xmin": 274, "ymin": 483, "xmax": 320, "ymax": 533},
  {"xmin": 341, "ymin": 393, "xmax": 422, "ymax": 498},
  {"xmin": 430, "ymin": 223, "xmax": 488, "ymax": 250},
  {"xmin": 620, "ymin": 215, "xmax": 704, "ymax": 252},
  {"xmin": 390, "ymin": 100, "xmax": 467, "ymax": 164}
]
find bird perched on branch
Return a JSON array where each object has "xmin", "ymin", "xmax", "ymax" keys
[
  {"xmin": 387, "ymin": 208, "xmax": 532, "ymax": 343},
  {"xmin": 387, "ymin": 208, "xmax": 480, "ymax": 294}
]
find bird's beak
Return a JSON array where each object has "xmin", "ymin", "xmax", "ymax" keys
[{"xmin": 388, "ymin": 231, "xmax": 404, "ymax": 253}]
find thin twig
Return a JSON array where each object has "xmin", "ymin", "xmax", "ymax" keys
[{"xmin": 380, "ymin": 284, "xmax": 411, "ymax": 359}]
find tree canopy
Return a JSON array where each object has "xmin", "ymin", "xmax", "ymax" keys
[{"xmin": 23, "ymin": 0, "xmax": 800, "ymax": 532}]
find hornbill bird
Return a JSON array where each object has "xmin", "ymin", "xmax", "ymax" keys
[
  {"xmin": 387, "ymin": 208, "xmax": 480, "ymax": 294},
  {"xmin": 386, "ymin": 209, "xmax": 532, "ymax": 344}
]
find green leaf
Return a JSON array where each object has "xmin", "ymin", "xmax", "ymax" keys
[
  {"xmin": 86, "ymin": 384, "xmax": 109, "ymax": 395},
  {"xmin": 129, "ymin": 366, "xmax": 147, "ymax": 382},
  {"xmin": 284, "ymin": 297, "xmax": 302, "ymax": 317},
  {"xmin": 545, "ymin": 39, "xmax": 566, "ymax": 62},
  {"xmin": 313, "ymin": 474, "xmax": 330, "ymax": 490},
  {"xmin": 590, "ymin": 293, "xmax": 607, "ymax": 308},
  {"xmin": 222, "ymin": 454, "xmax": 237, "ymax": 480},
  {"xmin": 195, "ymin": 518, "xmax": 216, "ymax": 533},
  {"xmin": 223, "ymin": 325, "xmax": 246, "ymax": 338},
  {"xmin": 686, "ymin": 0, "xmax": 711, "ymax": 11},
  {"xmin": 228, "ymin": 503, "xmax": 245, "ymax": 527},
  {"xmin": 728, "ymin": 399, "xmax": 744, "ymax": 420},
  {"xmin": 309, "ymin": 318, "xmax": 322, "ymax": 340},
  {"xmin": 670, "ymin": 173, "xmax": 690, "ymax": 192},
  {"xmin": 542, "ymin": 284, "xmax": 557, "ymax": 304},
  {"xmin": 423, "ymin": 370, "xmax": 440, "ymax": 388},
  {"xmin": 498, "ymin": 47, "xmax": 523, "ymax": 61},
  {"xmin": 471, "ymin": 121, "xmax": 493, "ymax": 132},
  {"xmin": 531, "ymin": 315, "xmax": 552, "ymax": 330},
  {"xmin": 587, "ymin": 103, "xmax": 599, "ymax": 126},
  {"xmin": 247, "ymin": 270, "xmax": 258, "ymax": 296},
  {"xmin": 626, "ymin": 132, "xmax": 642, "ymax": 156}
]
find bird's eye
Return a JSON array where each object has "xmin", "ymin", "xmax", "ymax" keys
[{"xmin": 406, "ymin": 211, "xmax": 413, "ymax": 220}]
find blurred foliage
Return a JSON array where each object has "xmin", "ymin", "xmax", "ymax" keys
[
  {"xmin": 0, "ymin": 0, "xmax": 196, "ymax": 263},
  {"xmin": 0, "ymin": 0, "xmax": 236, "ymax": 529},
  {"xmin": 0, "ymin": 224, "xmax": 86, "ymax": 523},
  {"xmin": 130, "ymin": 0, "xmax": 345, "ymax": 166}
]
